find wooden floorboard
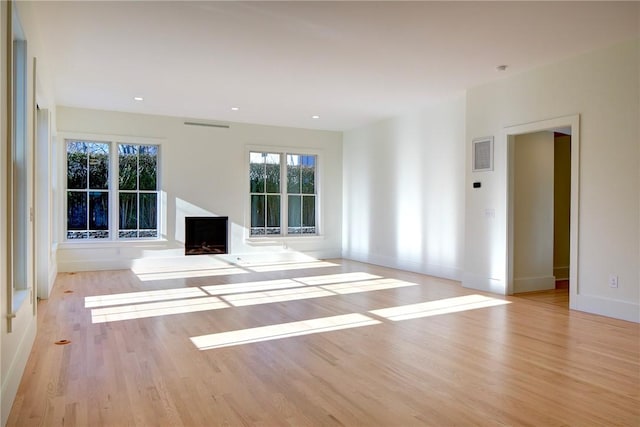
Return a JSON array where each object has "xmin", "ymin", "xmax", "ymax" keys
[
  {"xmin": 7, "ymin": 258, "xmax": 640, "ymax": 426},
  {"xmin": 514, "ymin": 288, "xmax": 569, "ymax": 308}
]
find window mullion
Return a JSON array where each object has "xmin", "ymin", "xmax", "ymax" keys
[
  {"xmin": 299, "ymin": 166, "xmax": 303, "ymax": 228},
  {"xmin": 281, "ymin": 153, "xmax": 287, "ymax": 236},
  {"xmin": 136, "ymin": 148, "xmax": 140, "ymax": 236},
  {"xmin": 110, "ymin": 141, "xmax": 117, "ymax": 241},
  {"xmin": 85, "ymin": 153, "xmax": 90, "ymax": 237}
]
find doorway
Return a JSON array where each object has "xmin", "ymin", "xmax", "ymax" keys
[{"xmin": 505, "ymin": 115, "xmax": 580, "ymax": 309}]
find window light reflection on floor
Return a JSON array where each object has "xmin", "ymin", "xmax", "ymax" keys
[
  {"xmin": 91, "ymin": 296, "xmax": 229, "ymax": 323},
  {"xmin": 136, "ymin": 267, "xmax": 248, "ymax": 282},
  {"xmin": 191, "ymin": 313, "xmax": 381, "ymax": 350},
  {"xmin": 247, "ymin": 261, "xmax": 339, "ymax": 273},
  {"xmin": 85, "ymin": 287, "xmax": 209, "ymax": 308},
  {"xmin": 369, "ymin": 294, "xmax": 510, "ymax": 321},
  {"xmin": 221, "ymin": 286, "xmax": 335, "ymax": 307},
  {"xmin": 201, "ymin": 279, "xmax": 301, "ymax": 296},
  {"xmin": 293, "ymin": 272, "xmax": 381, "ymax": 286},
  {"xmin": 321, "ymin": 278, "xmax": 419, "ymax": 295}
]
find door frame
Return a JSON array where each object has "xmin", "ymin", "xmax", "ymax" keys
[{"xmin": 505, "ymin": 115, "xmax": 580, "ymax": 308}]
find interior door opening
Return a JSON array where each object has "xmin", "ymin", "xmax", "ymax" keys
[{"xmin": 505, "ymin": 115, "xmax": 580, "ymax": 310}]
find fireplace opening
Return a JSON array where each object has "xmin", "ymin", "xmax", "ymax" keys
[{"xmin": 185, "ymin": 216, "xmax": 228, "ymax": 255}]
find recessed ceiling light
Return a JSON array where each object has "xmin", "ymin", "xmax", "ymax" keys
[
  {"xmin": 133, "ymin": 96, "xmax": 144, "ymax": 101},
  {"xmin": 231, "ymin": 107, "xmax": 239, "ymax": 111},
  {"xmin": 496, "ymin": 65, "xmax": 508, "ymax": 71},
  {"xmin": 312, "ymin": 115, "xmax": 320, "ymax": 119}
]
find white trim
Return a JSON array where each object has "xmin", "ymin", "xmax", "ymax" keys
[
  {"xmin": 1, "ymin": 301, "xmax": 37, "ymax": 427},
  {"xmin": 571, "ymin": 294, "xmax": 639, "ymax": 323},
  {"xmin": 504, "ymin": 114, "xmax": 580, "ymax": 306},
  {"xmin": 57, "ymin": 238, "xmax": 168, "ymax": 250},
  {"xmin": 244, "ymin": 144, "xmax": 324, "ymax": 240},
  {"xmin": 57, "ymin": 131, "xmax": 164, "ymax": 146},
  {"xmin": 58, "ymin": 132, "xmax": 165, "ymax": 244},
  {"xmin": 58, "ymin": 258, "xmax": 134, "ymax": 272},
  {"xmin": 553, "ymin": 266, "xmax": 569, "ymax": 280},
  {"xmin": 346, "ymin": 250, "xmax": 462, "ymax": 282},
  {"xmin": 513, "ymin": 275, "xmax": 556, "ymax": 293}
]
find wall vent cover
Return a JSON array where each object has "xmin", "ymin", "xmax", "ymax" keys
[{"xmin": 473, "ymin": 136, "xmax": 493, "ymax": 172}]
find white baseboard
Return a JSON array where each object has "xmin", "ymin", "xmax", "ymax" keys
[
  {"xmin": 343, "ymin": 250, "xmax": 462, "ymax": 281},
  {"xmin": 461, "ymin": 272, "xmax": 507, "ymax": 295},
  {"xmin": 571, "ymin": 293, "xmax": 639, "ymax": 323},
  {"xmin": 58, "ymin": 258, "xmax": 133, "ymax": 272},
  {"xmin": 58, "ymin": 248, "xmax": 343, "ymax": 273},
  {"xmin": 513, "ymin": 275, "xmax": 555, "ymax": 293},
  {"xmin": 48, "ymin": 261, "xmax": 58, "ymax": 293},
  {"xmin": 1, "ymin": 304, "xmax": 37, "ymax": 426},
  {"xmin": 553, "ymin": 266, "xmax": 569, "ymax": 280}
]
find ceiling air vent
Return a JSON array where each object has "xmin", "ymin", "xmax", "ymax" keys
[
  {"xmin": 472, "ymin": 136, "xmax": 493, "ymax": 172},
  {"xmin": 184, "ymin": 121, "xmax": 230, "ymax": 129}
]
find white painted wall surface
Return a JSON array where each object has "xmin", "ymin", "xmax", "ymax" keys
[
  {"xmin": 35, "ymin": 108, "xmax": 56, "ymax": 299},
  {"xmin": 342, "ymin": 96, "xmax": 466, "ymax": 280},
  {"xmin": 464, "ymin": 39, "xmax": 639, "ymax": 322},
  {"xmin": 513, "ymin": 131, "xmax": 555, "ymax": 293},
  {"xmin": 0, "ymin": 3, "xmax": 7, "ymax": 422},
  {"xmin": 55, "ymin": 107, "xmax": 343, "ymax": 271},
  {"xmin": 1, "ymin": 2, "xmax": 41, "ymax": 423},
  {"xmin": 553, "ymin": 135, "xmax": 571, "ymax": 280}
]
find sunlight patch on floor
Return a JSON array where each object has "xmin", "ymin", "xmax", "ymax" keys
[
  {"xmin": 246, "ymin": 261, "xmax": 339, "ymax": 273},
  {"xmin": 201, "ymin": 279, "xmax": 302, "ymax": 296},
  {"xmin": 135, "ymin": 267, "xmax": 248, "ymax": 281},
  {"xmin": 221, "ymin": 286, "xmax": 335, "ymax": 307},
  {"xmin": 85, "ymin": 287, "xmax": 209, "ymax": 308},
  {"xmin": 294, "ymin": 272, "xmax": 381, "ymax": 286},
  {"xmin": 321, "ymin": 278, "xmax": 419, "ymax": 294},
  {"xmin": 369, "ymin": 294, "xmax": 510, "ymax": 321},
  {"xmin": 85, "ymin": 273, "xmax": 427, "ymax": 323},
  {"xmin": 91, "ymin": 296, "xmax": 229, "ymax": 323},
  {"xmin": 191, "ymin": 313, "xmax": 381, "ymax": 350}
]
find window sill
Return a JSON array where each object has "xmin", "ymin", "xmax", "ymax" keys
[
  {"xmin": 58, "ymin": 238, "xmax": 168, "ymax": 250},
  {"xmin": 245, "ymin": 235, "xmax": 325, "ymax": 245}
]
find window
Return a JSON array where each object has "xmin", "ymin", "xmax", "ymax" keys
[
  {"xmin": 286, "ymin": 154, "xmax": 316, "ymax": 234},
  {"xmin": 118, "ymin": 144, "xmax": 159, "ymax": 238},
  {"xmin": 250, "ymin": 152, "xmax": 281, "ymax": 235},
  {"xmin": 10, "ymin": 6, "xmax": 29, "ymax": 294},
  {"xmin": 249, "ymin": 151, "xmax": 317, "ymax": 237},
  {"xmin": 66, "ymin": 141, "xmax": 110, "ymax": 239},
  {"xmin": 65, "ymin": 139, "xmax": 160, "ymax": 240}
]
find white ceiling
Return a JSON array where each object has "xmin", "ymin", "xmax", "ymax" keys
[{"xmin": 26, "ymin": 1, "xmax": 639, "ymax": 131}]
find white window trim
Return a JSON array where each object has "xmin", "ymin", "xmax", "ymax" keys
[
  {"xmin": 57, "ymin": 132, "xmax": 165, "ymax": 246},
  {"xmin": 244, "ymin": 145, "xmax": 324, "ymax": 242},
  {"xmin": 7, "ymin": 0, "xmax": 32, "ymax": 321}
]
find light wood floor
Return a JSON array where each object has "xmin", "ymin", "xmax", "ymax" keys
[
  {"xmin": 8, "ymin": 259, "xmax": 640, "ymax": 426},
  {"xmin": 514, "ymin": 288, "xmax": 569, "ymax": 308}
]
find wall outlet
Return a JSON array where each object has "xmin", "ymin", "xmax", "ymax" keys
[{"xmin": 608, "ymin": 274, "xmax": 619, "ymax": 288}]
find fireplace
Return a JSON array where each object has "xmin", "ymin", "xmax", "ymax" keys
[{"xmin": 185, "ymin": 216, "xmax": 228, "ymax": 255}]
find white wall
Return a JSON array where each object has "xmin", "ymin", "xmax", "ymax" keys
[
  {"xmin": 342, "ymin": 95, "xmax": 466, "ymax": 280},
  {"xmin": 513, "ymin": 131, "xmax": 555, "ymax": 293},
  {"xmin": 0, "ymin": 4, "xmax": 7, "ymax": 423},
  {"xmin": 1, "ymin": 1, "xmax": 41, "ymax": 424},
  {"xmin": 36, "ymin": 107, "xmax": 56, "ymax": 299},
  {"xmin": 464, "ymin": 39, "xmax": 639, "ymax": 322},
  {"xmin": 55, "ymin": 107, "xmax": 343, "ymax": 271},
  {"xmin": 554, "ymin": 134, "xmax": 571, "ymax": 280}
]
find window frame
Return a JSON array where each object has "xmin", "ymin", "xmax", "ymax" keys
[
  {"xmin": 59, "ymin": 132, "xmax": 164, "ymax": 245},
  {"xmin": 246, "ymin": 146, "xmax": 322, "ymax": 241},
  {"xmin": 6, "ymin": 0, "xmax": 32, "ymax": 321}
]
